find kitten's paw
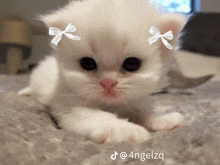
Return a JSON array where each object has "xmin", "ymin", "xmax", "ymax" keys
[
  {"xmin": 147, "ymin": 112, "xmax": 184, "ymax": 131},
  {"xmin": 90, "ymin": 120, "xmax": 150, "ymax": 144},
  {"xmin": 17, "ymin": 87, "xmax": 31, "ymax": 96}
]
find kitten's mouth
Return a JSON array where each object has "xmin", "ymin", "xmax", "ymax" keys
[
  {"xmin": 97, "ymin": 89, "xmax": 128, "ymax": 105},
  {"xmin": 94, "ymin": 87, "xmax": 126, "ymax": 105},
  {"xmin": 103, "ymin": 89, "xmax": 117, "ymax": 98}
]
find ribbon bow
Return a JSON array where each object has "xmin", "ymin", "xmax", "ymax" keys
[
  {"xmin": 147, "ymin": 26, "xmax": 174, "ymax": 50},
  {"xmin": 49, "ymin": 23, "xmax": 81, "ymax": 46}
]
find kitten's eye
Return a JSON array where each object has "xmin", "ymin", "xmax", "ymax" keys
[
  {"xmin": 80, "ymin": 57, "xmax": 97, "ymax": 71},
  {"xmin": 122, "ymin": 57, "xmax": 141, "ymax": 72}
]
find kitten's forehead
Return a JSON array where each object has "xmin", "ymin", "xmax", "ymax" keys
[
  {"xmin": 87, "ymin": 27, "xmax": 124, "ymax": 67},
  {"xmin": 84, "ymin": 22, "xmax": 154, "ymax": 67},
  {"xmin": 51, "ymin": 0, "xmax": 161, "ymax": 62}
]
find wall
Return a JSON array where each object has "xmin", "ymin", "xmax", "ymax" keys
[{"xmin": 199, "ymin": 0, "xmax": 220, "ymax": 12}]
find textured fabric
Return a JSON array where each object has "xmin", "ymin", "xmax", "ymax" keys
[{"xmin": 0, "ymin": 75, "xmax": 220, "ymax": 165}]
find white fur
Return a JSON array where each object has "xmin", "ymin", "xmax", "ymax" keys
[
  {"xmin": 146, "ymin": 112, "xmax": 184, "ymax": 131},
  {"xmin": 60, "ymin": 107, "xmax": 150, "ymax": 143},
  {"xmin": 19, "ymin": 0, "xmax": 185, "ymax": 143},
  {"xmin": 18, "ymin": 56, "xmax": 58, "ymax": 105}
]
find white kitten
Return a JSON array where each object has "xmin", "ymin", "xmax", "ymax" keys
[{"xmin": 19, "ymin": 0, "xmax": 187, "ymax": 143}]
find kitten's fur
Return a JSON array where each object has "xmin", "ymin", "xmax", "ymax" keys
[{"xmin": 19, "ymin": 0, "xmax": 189, "ymax": 143}]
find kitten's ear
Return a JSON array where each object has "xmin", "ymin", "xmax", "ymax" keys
[
  {"xmin": 158, "ymin": 14, "xmax": 187, "ymax": 58},
  {"xmin": 38, "ymin": 13, "xmax": 64, "ymax": 29}
]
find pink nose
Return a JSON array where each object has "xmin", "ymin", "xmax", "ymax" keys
[{"xmin": 100, "ymin": 78, "xmax": 118, "ymax": 89}]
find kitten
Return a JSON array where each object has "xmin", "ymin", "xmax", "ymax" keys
[{"xmin": 18, "ymin": 0, "xmax": 207, "ymax": 143}]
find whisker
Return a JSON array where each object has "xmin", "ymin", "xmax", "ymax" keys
[
  {"xmin": 117, "ymin": 85, "xmax": 131, "ymax": 89},
  {"xmin": 121, "ymin": 95, "xmax": 133, "ymax": 113},
  {"xmin": 81, "ymin": 96, "xmax": 90, "ymax": 106},
  {"xmin": 58, "ymin": 85, "xmax": 98, "ymax": 98}
]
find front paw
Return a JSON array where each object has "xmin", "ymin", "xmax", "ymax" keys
[
  {"xmin": 90, "ymin": 119, "xmax": 150, "ymax": 144},
  {"xmin": 146, "ymin": 112, "xmax": 184, "ymax": 131}
]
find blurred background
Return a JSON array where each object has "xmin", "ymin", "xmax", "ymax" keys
[{"xmin": 0, "ymin": 0, "xmax": 220, "ymax": 74}]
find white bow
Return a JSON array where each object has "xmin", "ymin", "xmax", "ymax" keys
[
  {"xmin": 49, "ymin": 23, "xmax": 81, "ymax": 46},
  {"xmin": 147, "ymin": 26, "xmax": 174, "ymax": 50}
]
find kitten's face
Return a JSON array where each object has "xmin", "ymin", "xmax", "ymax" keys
[
  {"xmin": 43, "ymin": 1, "xmax": 184, "ymax": 106},
  {"xmin": 57, "ymin": 31, "xmax": 164, "ymax": 106}
]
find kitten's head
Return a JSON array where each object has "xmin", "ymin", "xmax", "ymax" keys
[{"xmin": 41, "ymin": 0, "xmax": 186, "ymax": 105}]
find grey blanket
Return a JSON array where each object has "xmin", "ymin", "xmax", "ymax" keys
[{"xmin": 0, "ymin": 75, "xmax": 220, "ymax": 165}]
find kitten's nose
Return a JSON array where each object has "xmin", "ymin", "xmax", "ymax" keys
[{"xmin": 100, "ymin": 78, "xmax": 118, "ymax": 89}]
